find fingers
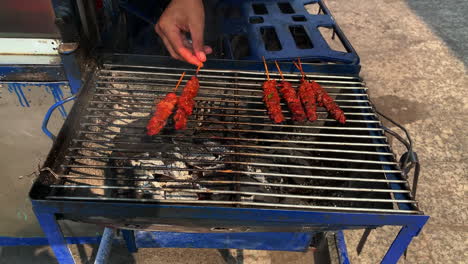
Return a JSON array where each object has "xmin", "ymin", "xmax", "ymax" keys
[
  {"xmin": 156, "ymin": 23, "xmax": 201, "ymax": 65},
  {"xmin": 155, "ymin": 25, "xmax": 182, "ymax": 60},
  {"xmin": 166, "ymin": 31, "xmax": 203, "ymax": 66},
  {"xmin": 204, "ymin": 45, "xmax": 213, "ymax": 55},
  {"xmin": 189, "ymin": 22, "xmax": 206, "ymax": 62}
]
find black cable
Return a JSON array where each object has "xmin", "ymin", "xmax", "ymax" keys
[
  {"xmin": 368, "ymin": 99, "xmax": 414, "ymax": 167},
  {"xmin": 382, "ymin": 126, "xmax": 410, "ymax": 150}
]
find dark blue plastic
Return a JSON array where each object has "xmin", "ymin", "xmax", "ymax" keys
[{"xmin": 220, "ymin": 0, "xmax": 359, "ymax": 64}]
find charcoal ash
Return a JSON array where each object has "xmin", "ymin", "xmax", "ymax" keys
[{"xmin": 106, "ymin": 116, "xmax": 237, "ymax": 200}]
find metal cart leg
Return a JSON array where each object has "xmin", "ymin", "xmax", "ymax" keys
[
  {"xmin": 336, "ymin": 231, "xmax": 350, "ymax": 264},
  {"xmin": 94, "ymin": 228, "xmax": 115, "ymax": 264},
  {"xmin": 58, "ymin": 45, "xmax": 82, "ymax": 95},
  {"xmin": 121, "ymin": 229, "xmax": 138, "ymax": 253},
  {"xmin": 381, "ymin": 224, "xmax": 423, "ymax": 264},
  {"xmin": 33, "ymin": 211, "xmax": 75, "ymax": 264}
]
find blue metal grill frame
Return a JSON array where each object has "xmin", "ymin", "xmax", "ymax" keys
[
  {"xmin": 29, "ymin": 55, "xmax": 427, "ymax": 264},
  {"xmin": 31, "ymin": 200, "xmax": 428, "ymax": 264}
]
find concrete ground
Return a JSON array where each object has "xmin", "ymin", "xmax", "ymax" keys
[
  {"xmin": 325, "ymin": 0, "xmax": 467, "ymax": 263},
  {"xmin": 0, "ymin": 0, "xmax": 466, "ymax": 263}
]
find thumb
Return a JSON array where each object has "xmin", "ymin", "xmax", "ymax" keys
[{"xmin": 190, "ymin": 22, "xmax": 206, "ymax": 62}]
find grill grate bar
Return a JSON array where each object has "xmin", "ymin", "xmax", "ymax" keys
[
  {"xmin": 87, "ymin": 100, "xmax": 373, "ymax": 109},
  {"xmin": 84, "ymin": 113, "xmax": 377, "ymax": 123},
  {"xmin": 97, "ymin": 81, "xmax": 366, "ymax": 92},
  {"xmin": 62, "ymin": 163, "xmax": 401, "ymax": 174},
  {"xmin": 91, "ymin": 92, "xmax": 369, "ymax": 103},
  {"xmin": 58, "ymin": 172, "xmax": 406, "ymax": 183},
  {"xmin": 73, "ymin": 138, "xmax": 390, "ymax": 147},
  {"xmin": 82, "ymin": 117, "xmax": 382, "ymax": 130},
  {"xmin": 87, "ymin": 99, "xmax": 373, "ymax": 116},
  {"xmin": 79, "ymin": 123, "xmax": 384, "ymax": 139},
  {"xmin": 46, "ymin": 196, "xmax": 420, "ymax": 214},
  {"xmin": 97, "ymin": 77, "xmax": 365, "ymax": 92},
  {"xmin": 58, "ymin": 175, "xmax": 408, "ymax": 188},
  {"xmin": 69, "ymin": 145, "xmax": 393, "ymax": 156},
  {"xmin": 65, "ymin": 152, "xmax": 398, "ymax": 165},
  {"xmin": 50, "ymin": 184, "xmax": 415, "ymax": 203},
  {"xmin": 99, "ymin": 67, "xmax": 363, "ymax": 82}
]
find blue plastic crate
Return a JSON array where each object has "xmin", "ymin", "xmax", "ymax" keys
[{"xmin": 220, "ymin": 0, "xmax": 359, "ymax": 64}]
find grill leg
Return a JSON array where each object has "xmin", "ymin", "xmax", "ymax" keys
[
  {"xmin": 33, "ymin": 211, "xmax": 75, "ymax": 264},
  {"xmin": 121, "ymin": 229, "xmax": 138, "ymax": 253},
  {"xmin": 381, "ymin": 224, "xmax": 422, "ymax": 264},
  {"xmin": 335, "ymin": 231, "xmax": 350, "ymax": 264},
  {"xmin": 94, "ymin": 228, "xmax": 115, "ymax": 264}
]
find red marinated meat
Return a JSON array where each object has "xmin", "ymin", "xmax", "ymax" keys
[
  {"xmin": 263, "ymin": 80, "xmax": 285, "ymax": 123},
  {"xmin": 174, "ymin": 76, "xmax": 200, "ymax": 130},
  {"xmin": 146, "ymin": 92, "xmax": 178, "ymax": 135},
  {"xmin": 278, "ymin": 81, "xmax": 306, "ymax": 122},
  {"xmin": 310, "ymin": 81, "xmax": 346, "ymax": 124},
  {"xmin": 298, "ymin": 80, "xmax": 318, "ymax": 122},
  {"xmin": 174, "ymin": 109, "xmax": 188, "ymax": 130}
]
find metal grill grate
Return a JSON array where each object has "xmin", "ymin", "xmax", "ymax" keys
[{"xmin": 46, "ymin": 64, "xmax": 419, "ymax": 214}]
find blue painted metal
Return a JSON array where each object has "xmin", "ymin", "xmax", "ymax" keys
[
  {"xmin": 3, "ymin": 82, "xmax": 70, "ymax": 110},
  {"xmin": 94, "ymin": 228, "xmax": 115, "ymax": 264},
  {"xmin": 60, "ymin": 53, "xmax": 82, "ymax": 94},
  {"xmin": 7, "ymin": 83, "xmax": 30, "ymax": 107},
  {"xmin": 0, "ymin": 65, "xmax": 66, "ymax": 82},
  {"xmin": 135, "ymin": 231, "xmax": 312, "ymax": 251},
  {"xmin": 220, "ymin": 0, "xmax": 359, "ymax": 63},
  {"xmin": 336, "ymin": 231, "xmax": 350, "ymax": 264},
  {"xmin": 32, "ymin": 210, "xmax": 75, "ymax": 264},
  {"xmin": 42, "ymin": 95, "xmax": 76, "ymax": 140},
  {"xmin": 44, "ymin": 83, "xmax": 68, "ymax": 118},
  {"xmin": 31, "ymin": 200, "xmax": 428, "ymax": 227},
  {"xmin": 381, "ymin": 225, "xmax": 424, "ymax": 264},
  {"xmin": 30, "ymin": 196, "xmax": 428, "ymax": 264},
  {"xmin": 0, "ymin": 236, "xmax": 101, "ymax": 246},
  {"xmin": 121, "ymin": 230, "xmax": 138, "ymax": 253}
]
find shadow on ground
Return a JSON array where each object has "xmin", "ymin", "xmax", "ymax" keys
[
  {"xmin": 405, "ymin": 0, "xmax": 468, "ymax": 66},
  {"xmin": 0, "ymin": 244, "xmax": 136, "ymax": 264}
]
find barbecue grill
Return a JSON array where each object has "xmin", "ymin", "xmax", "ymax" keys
[
  {"xmin": 31, "ymin": 54, "xmax": 427, "ymax": 263},
  {"xmin": 28, "ymin": 0, "xmax": 428, "ymax": 263}
]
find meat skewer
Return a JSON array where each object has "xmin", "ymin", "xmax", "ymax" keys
[
  {"xmin": 174, "ymin": 65, "xmax": 202, "ymax": 130},
  {"xmin": 146, "ymin": 72, "xmax": 186, "ymax": 136},
  {"xmin": 293, "ymin": 60, "xmax": 317, "ymax": 122},
  {"xmin": 311, "ymin": 80, "xmax": 346, "ymax": 124},
  {"xmin": 295, "ymin": 59, "xmax": 346, "ymax": 124},
  {"xmin": 262, "ymin": 57, "xmax": 284, "ymax": 123},
  {"xmin": 274, "ymin": 61, "xmax": 306, "ymax": 122}
]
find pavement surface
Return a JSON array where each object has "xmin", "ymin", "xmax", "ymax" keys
[
  {"xmin": 324, "ymin": 0, "xmax": 467, "ymax": 263},
  {"xmin": 0, "ymin": 0, "xmax": 466, "ymax": 263}
]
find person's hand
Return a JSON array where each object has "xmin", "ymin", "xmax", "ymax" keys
[{"xmin": 155, "ymin": 0, "xmax": 213, "ymax": 66}]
